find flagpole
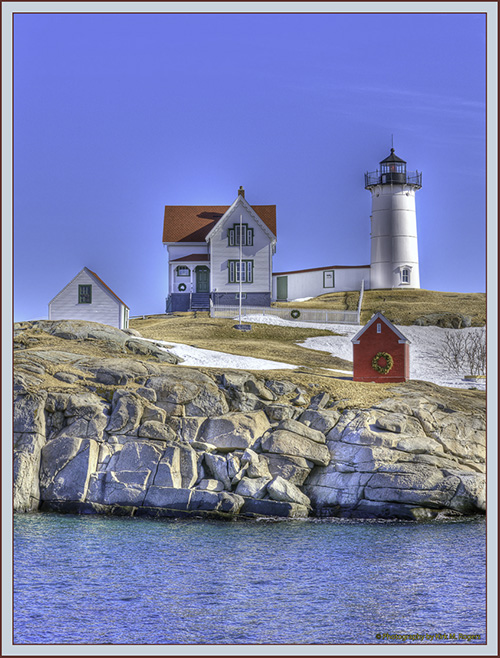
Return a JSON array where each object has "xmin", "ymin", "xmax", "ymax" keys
[{"xmin": 239, "ymin": 212, "xmax": 242, "ymax": 325}]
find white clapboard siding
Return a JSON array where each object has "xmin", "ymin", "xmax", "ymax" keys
[
  {"xmin": 210, "ymin": 205, "xmax": 273, "ymax": 293},
  {"xmin": 272, "ymin": 266, "xmax": 371, "ymax": 300},
  {"xmin": 48, "ymin": 268, "xmax": 129, "ymax": 329},
  {"xmin": 167, "ymin": 244, "xmax": 208, "ymax": 260}
]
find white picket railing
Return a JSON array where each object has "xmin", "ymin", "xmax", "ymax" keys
[{"xmin": 210, "ymin": 304, "xmax": 359, "ymax": 325}]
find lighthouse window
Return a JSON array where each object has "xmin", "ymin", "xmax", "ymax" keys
[
  {"xmin": 382, "ymin": 163, "xmax": 405, "ymax": 174},
  {"xmin": 402, "ymin": 268, "xmax": 410, "ymax": 284}
]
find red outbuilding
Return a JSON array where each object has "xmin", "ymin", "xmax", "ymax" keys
[{"xmin": 351, "ymin": 312, "xmax": 410, "ymax": 383}]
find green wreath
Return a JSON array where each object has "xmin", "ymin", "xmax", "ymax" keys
[
  {"xmin": 178, "ymin": 283, "xmax": 187, "ymax": 292},
  {"xmin": 372, "ymin": 351, "xmax": 394, "ymax": 374},
  {"xmin": 291, "ymin": 309, "xmax": 301, "ymax": 319}
]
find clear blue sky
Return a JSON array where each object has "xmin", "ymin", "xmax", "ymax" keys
[{"xmin": 12, "ymin": 10, "xmax": 487, "ymax": 321}]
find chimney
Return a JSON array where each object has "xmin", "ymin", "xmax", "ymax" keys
[{"xmin": 238, "ymin": 185, "xmax": 245, "ymax": 198}]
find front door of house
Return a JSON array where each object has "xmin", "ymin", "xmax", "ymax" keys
[
  {"xmin": 276, "ymin": 276, "xmax": 288, "ymax": 301},
  {"xmin": 196, "ymin": 266, "xmax": 210, "ymax": 293}
]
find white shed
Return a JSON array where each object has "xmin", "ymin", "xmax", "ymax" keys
[
  {"xmin": 273, "ymin": 265, "xmax": 370, "ymax": 301},
  {"xmin": 48, "ymin": 267, "xmax": 129, "ymax": 329}
]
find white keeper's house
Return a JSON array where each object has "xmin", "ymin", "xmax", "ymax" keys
[{"xmin": 163, "ymin": 149, "xmax": 422, "ymax": 312}]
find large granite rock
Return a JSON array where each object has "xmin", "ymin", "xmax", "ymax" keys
[
  {"xmin": 147, "ymin": 369, "xmax": 228, "ymax": 416},
  {"xmin": 102, "ymin": 470, "xmax": 151, "ymax": 506},
  {"xmin": 204, "ymin": 453, "xmax": 231, "ymax": 489},
  {"xmin": 304, "ymin": 395, "xmax": 486, "ymax": 518},
  {"xmin": 235, "ymin": 476, "xmax": 271, "ymax": 499},
  {"xmin": 261, "ymin": 429, "xmax": 331, "ymax": 466},
  {"xmin": 14, "ymin": 392, "xmax": 47, "ymax": 434},
  {"xmin": 240, "ymin": 498, "xmax": 309, "ymax": 518},
  {"xmin": 264, "ymin": 453, "xmax": 313, "ymax": 486},
  {"xmin": 298, "ymin": 408, "xmax": 340, "ymax": 434},
  {"xmin": 267, "ymin": 476, "xmax": 311, "ymax": 507},
  {"xmin": 39, "ymin": 436, "xmax": 99, "ymax": 502},
  {"xmin": 414, "ymin": 313, "xmax": 472, "ymax": 328},
  {"xmin": 14, "ymin": 432, "xmax": 46, "ymax": 511},
  {"xmin": 106, "ymin": 391, "xmax": 144, "ymax": 434},
  {"xmin": 276, "ymin": 418, "xmax": 326, "ymax": 444},
  {"xmin": 125, "ymin": 338, "xmax": 181, "ymax": 364},
  {"xmin": 199, "ymin": 411, "xmax": 271, "ymax": 452}
]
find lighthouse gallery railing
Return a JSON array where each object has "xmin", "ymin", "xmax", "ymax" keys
[{"xmin": 364, "ymin": 171, "xmax": 422, "ymax": 188}]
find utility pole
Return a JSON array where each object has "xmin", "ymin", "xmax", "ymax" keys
[{"xmin": 238, "ymin": 212, "xmax": 243, "ymax": 325}]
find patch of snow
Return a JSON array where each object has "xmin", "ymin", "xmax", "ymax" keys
[
  {"xmin": 241, "ymin": 314, "xmax": 345, "ymax": 332},
  {"xmin": 141, "ymin": 338, "xmax": 298, "ymax": 370}
]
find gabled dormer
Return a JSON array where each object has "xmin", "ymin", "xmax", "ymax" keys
[{"xmin": 205, "ymin": 187, "xmax": 277, "ymax": 251}]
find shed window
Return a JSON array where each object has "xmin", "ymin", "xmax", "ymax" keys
[
  {"xmin": 377, "ymin": 323, "xmax": 382, "ymax": 333},
  {"xmin": 176, "ymin": 266, "xmax": 190, "ymax": 276},
  {"xmin": 78, "ymin": 284, "xmax": 92, "ymax": 304},
  {"xmin": 323, "ymin": 270, "xmax": 335, "ymax": 288}
]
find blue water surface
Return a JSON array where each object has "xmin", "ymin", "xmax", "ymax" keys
[{"xmin": 13, "ymin": 513, "xmax": 486, "ymax": 645}]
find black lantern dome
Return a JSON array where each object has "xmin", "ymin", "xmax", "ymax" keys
[{"xmin": 379, "ymin": 148, "xmax": 407, "ymax": 184}]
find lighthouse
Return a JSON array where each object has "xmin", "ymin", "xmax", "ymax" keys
[{"xmin": 365, "ymin": 148, "xmax": 422, "ymax": 289}]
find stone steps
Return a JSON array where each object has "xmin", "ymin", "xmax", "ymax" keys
[{"xmin": 190, "ymin": 293, "xmax": 210, "ymax": 311}]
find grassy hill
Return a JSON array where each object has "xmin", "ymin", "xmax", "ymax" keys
[
  {"xmin": 130, "ymin": 315, "xmax": 351, "ymax": 371},
  {"xmin": 275, "ymin": 289, "xmax": 486, "ymax": 326}
]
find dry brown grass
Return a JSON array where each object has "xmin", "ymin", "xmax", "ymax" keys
[
  {"xmin": 275, "ymin": 290, "xmax": 360, "ymax": 311},
  {"xmin": 14, "ymin": 321, "xmax": 485, "ymax": 410},
  {"xmin": 275, "ymin": 289, "xmax": 486, "ymax": 326},
  {"xmin": 130, "ymin": 314, "xmax": 352, "ymax": 370},
  {"xmin": 359, "ymin": 289, "xmax": 486, "ymax": 326}
]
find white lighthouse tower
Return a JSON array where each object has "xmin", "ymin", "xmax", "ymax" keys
[{"xmin": 365, "ymin": 148, "xmax": 422, "ymax": 289}]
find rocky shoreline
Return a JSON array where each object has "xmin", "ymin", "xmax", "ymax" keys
[{"xmin": 14, "ymin": 320, "xmax": 486, "ymax": 521}]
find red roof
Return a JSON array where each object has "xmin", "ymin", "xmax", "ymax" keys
[
  {"xmin": 86, "ymin": 268, "xmax": 129, "ymax": 308},
  {"xmin": 171, "ymin": 254, "xmax": 210, "ymax": 262},
  {"xmin": 163, "ymin": 205, "xmax": 277, "ymax": 243},
  {"xmin": 274, "ymin": 265, "xmax": 371, "ymax": 276}
]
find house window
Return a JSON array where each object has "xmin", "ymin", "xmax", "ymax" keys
[
  {"xmin": 228, "ymin": 260, "xmax": 253, "ymax": 283},
  {"xmin": 176, "ymin": 266, "xmax": 190, "ymax": 276},
  {"xmin": 78, "ymin": 284, "xmax": 92, "ymax": 304},
  {"xmin": 228, "ymin": 223, "xmax": 254, "ymax": 247},
  {"xmin": 401, "ymin": 268, "xmax": 410, "ymax": 284},
  {"xmin": 377, "ymin": 323, "xmax": 382, "ymax": 333},
  {"xmin": 323, "ymin": 270, "xmax": 335, "ymax": 288}
]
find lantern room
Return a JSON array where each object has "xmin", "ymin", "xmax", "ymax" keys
[
  {"xmin": 379, "ymin": 148, "xmax": 407, "ymax": 184},
  {"xmin": 364, "ymin": 148, "xmax": 422, "ymax": 189}
]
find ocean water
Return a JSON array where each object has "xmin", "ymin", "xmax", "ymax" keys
[{"xmin": 13, "ymin": 513, "xmax": 486, "ymax": 646}]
